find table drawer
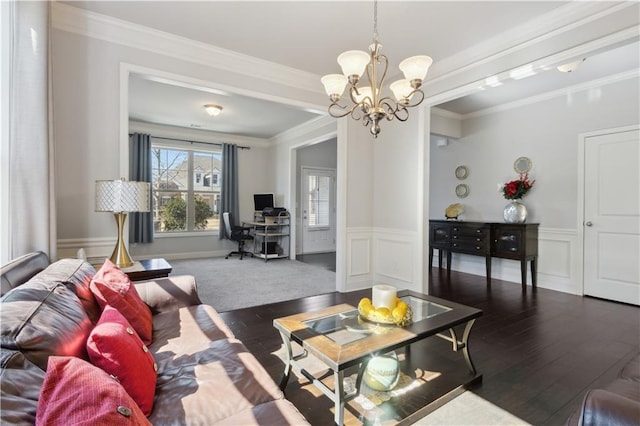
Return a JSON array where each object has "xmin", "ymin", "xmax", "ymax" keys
[
  {"xmin": 451, "ymin": 240, "xmax": 490, "ymax": 254},
  {"xmin": 451, "ymin": 225, "xmax": 489, "ymax": 237}
]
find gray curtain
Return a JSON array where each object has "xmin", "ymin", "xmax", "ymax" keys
[
  {"xmin": 5, "ymin": 1, "xmax": 56, "ymax": 262},
  {"xmin": 219, "ymin": 143, "xmax": 239, "ymax": 238},
  {"xmin": 129, "ymin": 133, "xmax": 154, "ymax": 243}
]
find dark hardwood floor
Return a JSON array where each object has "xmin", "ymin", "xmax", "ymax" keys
[{"xmin": 220, "ymin": 269, "xmax": 640, "ymax": 425}]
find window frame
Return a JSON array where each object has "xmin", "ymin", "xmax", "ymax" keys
[{"xmin": 150, "ymin": 139, "xmax": 222, "ymax": 237}]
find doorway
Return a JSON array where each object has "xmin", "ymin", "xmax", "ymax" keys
[
  {"xmin": 301, "ymin": 167, "xmax": 336, "ymax": 254},
  {"xmin": 582, "ymin": 126, "xmax": 639, "ymax": 305},
  {"xmin": 294, "ymin": 139, "xmax": 337, "ymax": 269}
]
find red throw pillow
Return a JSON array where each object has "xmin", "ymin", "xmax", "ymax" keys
[
  {"xmin": 90, "ymin": 259, "xmax": 153, "ymax": 344},
  {"xmin": 36, "ymin": 356, "xmax": 151, "ymax": 425},
  {"xmin": 87, "ymin": 305, "xmax": 157, "ymax": 416}
]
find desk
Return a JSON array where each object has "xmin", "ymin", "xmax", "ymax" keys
[
  {"xmin": 429, "ymin": 220, "xmax": 539, "ymax": 290},
  {"xmin": 244, "ymin": 215, "xmax": 290, "ymax": 261}
]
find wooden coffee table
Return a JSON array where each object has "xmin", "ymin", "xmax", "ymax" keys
[
  {"xmin": 273, "ymin": 290, "xmax": 482, "ymax": 425},
  {"xmin": 122, "ymin": 258, "xmax": 172, "ymax": 282}
]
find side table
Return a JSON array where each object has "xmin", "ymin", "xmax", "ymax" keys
[{"xmin": 121, "ymin": 258, "xmax": 172, "ymax": 282}]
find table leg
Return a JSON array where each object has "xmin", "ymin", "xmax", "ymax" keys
[
  {"xmin": 429, "ymin": 247, "xmax": 434, "ymax": 270},
  {"xmin": 531, "ymin": 257, "xmax": 537, "ymax": 289},
  {"xmin": 437, "ymin": 319, "xmax": 478, "ymax": 376},
  {"xmin": 485, "ymin": 255, "xmax": 492, "ymax": 287},
  {"xmin": 334, "ymin": 369, "xmax": 345, "ymax": 425},
  {"xmin": 461, "ymin": 319, "xmax": 478, "ymax": 375},
  {"xmin": 277, "ymin": 331, "xmax": 292, "ymax": 391},
  {"xmin": 521, "ymin": 258, "xmax": 527, "ymax": 291}
]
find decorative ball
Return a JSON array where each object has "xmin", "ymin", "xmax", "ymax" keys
[{"xmin": 363, "ymin": 352, "xmax": 400, "ymax": 391}]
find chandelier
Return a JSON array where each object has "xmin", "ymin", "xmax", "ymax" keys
[{"xmin": 321, "ymin": 0, "xmax": 433, "ymax": 137}]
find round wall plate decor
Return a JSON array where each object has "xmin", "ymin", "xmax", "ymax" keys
[
  {"xmin": 514, "ymin": 157, "xmax": 532, "ymax": 174},
  {"xmin": 455, "ymin": 183, "xmax": 469, "ymax": 198},
  {"xmin": 455, "ymin": 165, "xmax": 469, "ymax": 180}
]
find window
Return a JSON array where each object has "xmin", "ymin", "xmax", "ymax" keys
[
  {"xmin": 307, "ymin": 174, "xmax": 330, "ymax": 228},
  {"xmin": 151, "ymin": 143, "xmax": 222, "ymax": 234}
]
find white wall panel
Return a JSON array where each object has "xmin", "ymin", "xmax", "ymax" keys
[
  {"xmin": 374, "ymin": 230, "xmax": 416, "ymax": 291},
  {"xmin": 345, "ymin": 228, "xmax": 372, "ymax": 291}
]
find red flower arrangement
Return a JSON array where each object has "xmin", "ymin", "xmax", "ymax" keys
[{"xmin": 501, "ymin": 173, "xmax": 535, "ymax": 200}]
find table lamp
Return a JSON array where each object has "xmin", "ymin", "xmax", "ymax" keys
[{"xmin": 95, "ymin": 178, "xmax": 150, "ymax": 268}]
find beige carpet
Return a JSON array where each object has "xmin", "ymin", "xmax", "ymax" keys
[{"xmin": 273, "ymin": 344, "xmax": 530, "ymax": 426}]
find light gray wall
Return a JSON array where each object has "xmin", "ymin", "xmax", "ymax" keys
[{"xmin": 429, "ymin": 77, "xmax": 640, "ymax": 228}]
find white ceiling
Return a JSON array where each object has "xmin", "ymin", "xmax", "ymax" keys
[
  {"xmin": 61, "ymin": 1, "xmax": 638, "ymax": 137},
  {"xmin": 438, "ymin": 40, "xmax": 640, "ymax": 115},
  {"xmin": 129, "ymin": 74, "xmax": 322, "ymax": 138}
]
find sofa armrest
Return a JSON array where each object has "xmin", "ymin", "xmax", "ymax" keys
[
  {"xmin": 575, "ymin": 389, "xmax": 640, "ymax": 426},
  {"xmin": 134, "ymin": 275, "xmax": 203, "ymax": 314}
]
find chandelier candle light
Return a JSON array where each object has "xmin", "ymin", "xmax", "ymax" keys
[
  {"xmin": 95, "ymin": 179, "xmax": 150, "ymax": 268},
  {"xmin": 321, "ymin": 0, "xmax": 433, "ymax": 137}
]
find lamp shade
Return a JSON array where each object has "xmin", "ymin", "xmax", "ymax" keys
[
  {"xmin": 321, "ymin": 74, "xmax": 348, "ymax": 98},
  {"xmin": 95, "ymin": 180, "xmax": 150, "ymax": 213},
  {"xmin": 390, "ymin": 79, "xmax": 414, "ymax": 101},
  {"xmin": 353, "ymin": 86, "xmax": 374, "ymax": 104},
  {"xmin": 337, "ymin": 50, "xmax": 370, "ymax": 78},
  {"xmin": 399, "ymin": 55, "xmax": 433, "ymax": 82}
]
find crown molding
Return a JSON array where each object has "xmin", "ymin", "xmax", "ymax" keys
[
  {"xmin": 51, "ymin": 2, "xmax": 322, "ymax": 94},
  {"xmin": 270, "ymin": 115, "xmax": 336, "ymax": 146},
  {"xmin": 463, "ymin": 69, "xmax": 640, "ymax": 120},
  {"xmin": 430, "ymin": 107, "xmax": 463, "ymax": 121},
  {"xmin": 129, "ymin": 120, "xmax": 270, "ymax": 148}
]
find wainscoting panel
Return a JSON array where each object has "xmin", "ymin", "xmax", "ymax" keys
[
  {"xmin": 433, "ymin": 227, "xmax": 580, "ymax": 294},
  {"xmin": 374, "ymin": 228, "xmax": 422, "ymax": 292},
  {"xmin": 57, "ymin": 238, "xmax": 229, "ymax": 262},
  {"xmin": 345, "ymin": 228, "xmax": 373, "ymax": 290},
  {"xmin": 57, "ymin": 238, "xmax": 115, "ymax": 260}
]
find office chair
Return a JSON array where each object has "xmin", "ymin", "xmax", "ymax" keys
[{"xmin": 222, "ymin": 212, "xmax": 254, "ymax": 260}]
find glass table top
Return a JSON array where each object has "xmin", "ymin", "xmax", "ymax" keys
[{"xmin": 302, "ymin": 296, "xmax": 452, "ymax": 347}]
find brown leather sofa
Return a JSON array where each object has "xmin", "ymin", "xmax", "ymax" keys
[
  {"xmin": 0, "ymin": 252, "xmax": 309, "ymax": 425},
  {"xmin": 566, "ymin": 353, "xmax": 640, "ymax": 426}
]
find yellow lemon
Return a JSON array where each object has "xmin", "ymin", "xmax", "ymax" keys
[
  {"xmin": 360, "ymin": 304, "xmax": 373, "ymax": 316},
  {"xmin": 392, "ymin": 306, "xmax": 406, "ymax": 322},
  {"xmin": 374, "ymin": 307, "xmax": 392, "ymax": 319},
  {"xmin": 392, "ymin": 301, "xmax": 408, "ymax": 322},
  {"xmin": 358, "ymin": 298, "xmax": 372, "ymax": 310}
]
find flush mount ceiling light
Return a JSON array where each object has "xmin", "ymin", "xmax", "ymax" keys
[
  {"xmin": 557, "ymin": 58, "xmax": 586, "ymax": 73},
  {"xmin": 204, "ymin": 104, "xmax": 223, "ymax": 116},
  {"xmin": 321, "ymin": 0, "xmax": 433, "ymax": 138}
]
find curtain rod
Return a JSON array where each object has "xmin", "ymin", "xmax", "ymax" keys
[{"xmin": 129, "ymin": 134, "xmax": 250, "ymax": 150}]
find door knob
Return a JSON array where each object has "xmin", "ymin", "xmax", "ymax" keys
[{"xmin": 585, "ymin": 221, "xmax": 593, "ymax": 227}]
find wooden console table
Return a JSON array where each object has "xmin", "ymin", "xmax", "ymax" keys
[{"xmin": 429, "ymin": 220, "xmax": 539, "ymax": 290}]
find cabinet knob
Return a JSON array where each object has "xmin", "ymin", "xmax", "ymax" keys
[{"xmin": 585, "ymin": 221, "xmax": 593, "ymax": 227}]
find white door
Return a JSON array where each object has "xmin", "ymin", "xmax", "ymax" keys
[
  {"xmin": 301, "ymin": 168, "xmax": 336, "ymax": 253},
  {"xmin": 584, "ymin": 128, "xmax": 640, "ymax": 305}
]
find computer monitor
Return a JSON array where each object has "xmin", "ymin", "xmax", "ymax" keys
[{"xmin": 253, "ymin": 193, "xmax": 274, "ymax": 211}]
